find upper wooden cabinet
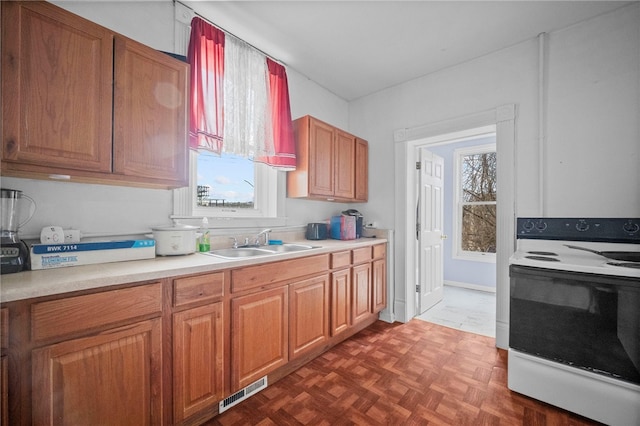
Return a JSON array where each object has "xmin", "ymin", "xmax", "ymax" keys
[
  {"xmin": 288, "ymin": 115, "xmax": 368, "ymax": 202},
  {"xmin": 1, "ymin": 1, "xmax": 188, "ymax": 189},
  {"xmin": 355, "ymin": 138, "xmax": 369, "ymax": 202}
]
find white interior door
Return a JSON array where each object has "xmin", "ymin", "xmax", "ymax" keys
[{"xmin": 417, "ymin": 148, "xmax": 445, "ymax": 314}]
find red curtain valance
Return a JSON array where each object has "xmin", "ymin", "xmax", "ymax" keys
[{"xmin": 187, "ymin": 17, "xmax": 225, "ymax": 153}]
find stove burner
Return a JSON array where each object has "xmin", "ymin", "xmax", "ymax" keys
[
  {"xmin": 606, "ymin": 262, "xmax": 640, "ymax": 269},
  {"xmin": 525, "ymin": 255, "xmax": 561, "ymax": 262},
  {"xmin": 527, "ymin": 251, "xmax": 558, "ymax": 256}
]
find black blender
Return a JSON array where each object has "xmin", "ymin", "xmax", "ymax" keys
[{"xmin": 1, "ymin": 188, "xmax": 35, "ymax": 274}]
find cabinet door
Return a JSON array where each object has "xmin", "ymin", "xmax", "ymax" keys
[
  {"xmin": 113, "ymin": 36, "xmax": 188, "ymax": 186},
  {"xmin": 1, "ymin": 1, "xmax": 113, "ymax": 172},
  {"xmin": 31, "ymin": 318, "xmax": 163, "ymax": 425},
  {"xmin": 355, "ymin": 138, "xmax": 369, "ymax": 202},
  {"xmin": 231, "ymin": 287, "xmax": 288, "ymax": 391},
  {"xmin": 0, "ymin": 308, "xmax": 6, "ymax": 426},
  {"xmin": 334, "ymin": 130, "xmax": 356, "ymax": 199},
  {"xmin": 1, "ymin": 356, "xmax": 6, "ymax": 426},
  {"xmin": 331, "ymin": 268, "xmax": 351, "ymax": 336},
  {"xmin": 308, "ymin": 117, "xmax": 335, "ymax": 197},
  {"xmin": 289, "ymin": 275, "xmax": 330, "ymax": 360},
  {"xmin": 372, "ymin": 258, "xmax": 387, "ymax": 313},
  {"xmin": 173, "ymin": 303, "xmax": 224, "ymax": 423},
  {"xmin": 352, "ymin": 263, "xmax": 372, "ymax": 325}
]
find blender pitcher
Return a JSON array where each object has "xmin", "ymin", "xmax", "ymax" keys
[
  {"xmin": 1, "ymin": 188, "xmax": 36, "ymax": 274},
  {"xmin": 1, "ymin": 188, "xmax": 36, "ymax": 235}
]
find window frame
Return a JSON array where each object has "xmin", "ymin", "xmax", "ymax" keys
[
  {"xmin": 172, "ymin": 150, "xmax": 287, "ymax": 228},
  {"xmin": 452, "ymin": 143, "xmax": 497, "ymax": 263}
]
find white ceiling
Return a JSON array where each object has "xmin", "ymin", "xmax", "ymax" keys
[{"xmin": 184, "ymin": 1, "xmax": 632, "ymax": 101}]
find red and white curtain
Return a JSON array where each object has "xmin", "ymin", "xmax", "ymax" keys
[{"xmin": 187, "ymin": 17, "xmax": 296, "ymax": 170}]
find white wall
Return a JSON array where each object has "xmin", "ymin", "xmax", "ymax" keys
[
  {"xmin": 349, "ymin": 3, "xmax": 640, "ymax": 322},
  {"xmin": 8, "ymin": 1, "xmax": 351, "ymax": 239}
]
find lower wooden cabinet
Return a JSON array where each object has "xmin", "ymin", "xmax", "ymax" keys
[
  {"xmin": 373, "ymin": 258, "xmax": 387, "ymax": 313},
  {"xmin": 2, "ymin": 243, "xmax": 387, "ymax": 425},
  {"xmin": 173, "ymin": 303, "xmax": 224, "ymax": 423},
  {"xmin": 289, "ymin": 275, "xmax": 330, "ymax": 360},
  {"xmin": 31, "ymin": 318, "xmax": 163, "ymax": 425},
  {"xmin": 231, "ymin": 287, "xmax": 288, "ymax": 391},
  {"xmin": 1, "ymin": 307, "xmax": 6, "ymax": 426},
  {"xmin": 352, "ymin": 263, "xmax": 372, "ymax": 325},
  {"xmin": 331, "ymin": 268, "xmax": 351, "ymax": 336},
  {"xmin": 1, "ymin": 356, "xmax": 6, "ymax": 426}
]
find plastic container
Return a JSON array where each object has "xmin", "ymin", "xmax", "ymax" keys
[{"xmin": 198, "ymin": 217, "xmax": 210, "ymax": 252}]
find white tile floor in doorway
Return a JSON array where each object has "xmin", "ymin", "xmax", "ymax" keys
[{"xmin": 416, "ymin": 285, "xmax": 496, "ymax": 338}]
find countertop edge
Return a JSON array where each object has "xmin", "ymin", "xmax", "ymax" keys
[{"xmin": 0, "ymin": 238, "xmax": 387, "ymax": 303}]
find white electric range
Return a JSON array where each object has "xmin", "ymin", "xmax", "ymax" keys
[{"xmin": 508, "ymin": 218, "xmax": 640, "ymax": 426}]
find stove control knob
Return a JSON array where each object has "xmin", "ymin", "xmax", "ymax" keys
[
  {"xmin": 575, "ymin": 220, "xmax": 590, "ymax": 232},
  {"xmin": 522, "ymin": 220, "xmax": 535, "ymax": 231},
  {"xmin": 535, "ymin": 221, "xmax": 547, "ymax": 231},
  {"xmin": 623, "ymin": 221, "xmax": 639, "ymax": 235}
]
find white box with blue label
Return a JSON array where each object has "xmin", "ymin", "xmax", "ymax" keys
[{"xmin": 30, "ymin": 239, "xmax": 156, "ymax": 270}]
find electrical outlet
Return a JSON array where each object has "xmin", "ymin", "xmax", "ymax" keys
[
  {"xmin": 63, "ymin": 229, "xmax": 82, "ymax": 243},
  {"xmin": 40, "ymin": 226, "xmax": 65, "ymax": 244}
]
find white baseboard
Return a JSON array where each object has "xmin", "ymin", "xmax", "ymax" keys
[
  {"xmin": 378, "ymin": 309, "xmax": 395, "ymax": 323},
  {"xmin": 444, "ymin": 280, "xmax": 496, "ymax": 293},
  {"xmin": 394, "ymin": 299, "xmax": 407, "ymax": 323},
  {"xmin": 496, "ymin": 320, "xmax": 509, "ymax": 349}
]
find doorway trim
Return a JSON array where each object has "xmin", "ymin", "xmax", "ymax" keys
[{"xmin": 394, "ymin": 104, "xmax": 516, "ymax": 349}]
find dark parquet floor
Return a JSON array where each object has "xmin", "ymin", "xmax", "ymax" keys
[{"xmin": 205, "ymin": 320, "xmax": 602, "ymax": 426}]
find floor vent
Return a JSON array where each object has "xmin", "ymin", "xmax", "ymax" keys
[{"xmin": 219, "ymin": 376, "xmax": 268, "ymax": 414}]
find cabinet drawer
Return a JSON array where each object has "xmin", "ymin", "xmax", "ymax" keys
[
  {"xmin": 352, "ymin": 247, "xmax": 372, "ymax": 264},
  {"xmin": 32, "ymin": 283, "xmax": 162, "ymax": 342},
  {"xmin": 174, "ymin": 272, "xmax": 224, "ymax": 307},
  {"xmin": 0, "ymin": 308, "xmax": 7, "ymax": 350},
  {"xmin": 373, "ymin": 244, "xmax": 386, "ymax": 260},
  {"xmin": 331, "ymin": 251, "xmax": 351, "ymax": 269},
  {"xmin": 232, "ymin": 254, "xmax": 329, "ymax": 293}
]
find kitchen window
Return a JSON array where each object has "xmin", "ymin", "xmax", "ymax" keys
[
  {"xmin": 173, "ymin": 149, "xmax": 285, "ymax": 227},
  {"xmin": 193, "ymin": 150, "xmax": 280, "ymax": 220},
  {"xmin": 454, "ymin": 143, "xmax": 497, "ymax": 261}
]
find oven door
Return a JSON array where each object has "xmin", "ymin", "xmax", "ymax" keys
[{"xmin": 509, "ymin": 265, "xmax": 640, "ymax": 385}]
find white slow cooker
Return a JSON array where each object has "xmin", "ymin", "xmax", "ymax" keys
[{"xmin": 150, "ymin": 224, "xmax": 200, "ymax": 256}]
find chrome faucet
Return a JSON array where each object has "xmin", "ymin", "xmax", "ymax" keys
[{"xmin": 253, "ymin": 229, "xmax": 271, "ymax": 246}]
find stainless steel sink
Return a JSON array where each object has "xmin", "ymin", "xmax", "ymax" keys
[
  {"xmin": 206, "ymin": 247, "xmax": 273, "ymax": 259},
  {"xmin": 204, "ymin": 244, "xmax": 320, "ymax": 259},
  {"xmin": 262, "ymin": 244, "xmax": 318, "ymax": 253}
]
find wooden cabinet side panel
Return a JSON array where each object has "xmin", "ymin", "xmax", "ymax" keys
[
  {"xmin": 334, "ymin": 130, "xmax": 356, "ymax": 199},
  {"xmin": 113, "ymin": 36, "xmax": 188, "ymax": 185},
  {"xmin": 173, "ymin": 303, "xmax": 224, "ymax": 423},
  {"xmin": 352, "ymin": 264, "xmax": 372, "ymax": 325},
  {"xmin": 31, "ymin": 283, "xmax": 162, "ymax": 342},
  {"xmin": 287, "ymin": 116, "xmax": 310, "ymax": 197},
  {"xmin": 32, "ymin": 318, "xmax": 163, "ymax": 426},
  {"xmin": 289, "ymin": 275, "xmax": 329, "ymax": 360},
  {"xmin": 373, "ymin": 259, "xmax": 387, "ymax": 313},
  {"xmin": 355, "ymin": 138, "xmax": 369, "ymax": 202},
  {"xmin": 231, "ymin": 287, "xmax": 288, "ymax": 391},
  {"xmin": 1, "ymin": 1, "xmax": 113, "ymax": 172},
  {"xmin": 330, "ymin": 269, "xmax": 351, "ymax": 336}
]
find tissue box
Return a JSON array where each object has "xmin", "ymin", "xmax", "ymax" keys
[{"xmin": 330, "ymin": 215, "xmax": 356, "ymax": 240}]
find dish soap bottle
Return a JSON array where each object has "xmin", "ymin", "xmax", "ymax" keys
[{"xmin": 199, "ymin": 217, "xmax": 210, "ymax": 252}]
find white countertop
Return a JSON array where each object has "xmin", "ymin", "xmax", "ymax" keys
[{"xmin": 0, "ymin": 238, "xmax": 386, "ymax": 303}]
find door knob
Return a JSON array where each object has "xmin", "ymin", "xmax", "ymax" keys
[{"xmin": 440, "ymin": 235, "xmax": 448, "ymax": 239}]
